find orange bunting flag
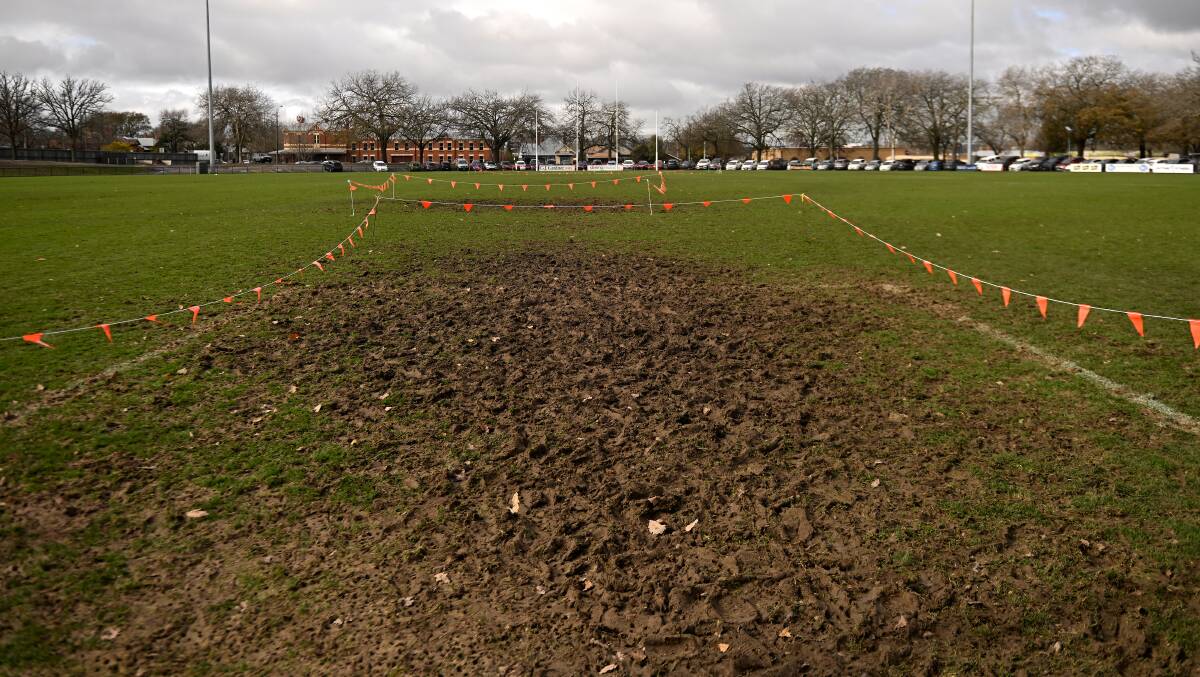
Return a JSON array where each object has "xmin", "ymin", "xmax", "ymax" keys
[
  {"xmin": 23, "ymin": 332, "xmax": 52, "ymax": 348},
  {"xmin": 972, "ymin": 278, "xmax": 983, "ymax": 296},
  {"xmin": 545, "ymin": 184, "xmax": 551, "ymax": 191},
  {"xmin": 145, "ymin": 314, "xmax": 158, "ymax": 323},
  {"xmin": 568, "ymin": 183, "xmax": 574, "ymax": 190},
  {"xmin": 635, "ymin": 176, "xmax": 641, "ymax": 183},
  {"xmin": 613, "ymin": 179, "xmax": 620, "ymax": 185},
  {"xmin": 253, "ymin": 287, "xmax": 262, "ymax": 302},
  {"xmin": 853, "ymin": 227, "xmax": 865, "ymax": 237},
  {"xmin": 427, "ymin": 178, "xmax": 433, "ymax": 185},
  {"xmin": 1190, "ymin": 320, "xmax": 1200, "ymax": 349},
  {"xmin": 348, "ymin": 235, "xmax": 355, "ymax": 247},
  {"xmin": 368, "ymin": 208, "xmax": 376, "ymax": 216},
  {"xmin": 463, "ymin": 203, "xmax": 473, "ymax": 212},
  {"xmin": 905, "ymin": 252, "xmax": 916, "ymax": 264},
  {"xmin": 314, "ymin": 261, "xmax": 324, "ymax": 271},
  {"xmin": 222, "ymin": 296, "xmax": 233, "ymax": 304},
  {"xmin": 583, "ymin": 205, "xmax": 593, "ymax": 212},
  {"xmin": 885, "ymin": 243, "xmax": 895, "ymax": 254},
  {"xmin": 782, "ymin": 194, "xmax": 793, "ymax": 204},
  {"xmin": 543, "ymin": 204, "xmax": 555, "ymax": 209},
  {"xmin": 450, "ymin": 181, "xmax": 456, "ymax": 188},
  {"xmin": 522, "ymin": 184, "xmax": 528, "ymax": 191},
  {"xmin": 1036, "ymin": 296, "xmax": 1048, "ymax": 319},
  {"xmin": 275, "ymin": 278, "xmax": 283, "ymax": 284},
  {"xmin": 474, "ymin": 183, "xmax": 480, "ymax": 190},
  {"xmin": 503, "ymin": 204, "xmax": 513, "ymax": 211},
  {"xmin": 590, "ymin": 181, "xmax": 597, "ymax": 188},
  {"xmin": 947, "ymin": 270, "xmax": 958, "ymax": 286},
  {"xmin": 801, "ymin": 194, "xmax": 811, "ymax": 204},
  {"xmin": 421, "ymin": 200, "xmax": 432, "ymax": 209},
  {"xmin": 923, "ymin": 260, "xmax": 934, "ymax": 274},
  {"xmin": 98, "ymin": 324, "xmax": 112, "ymax": 342},
  {"xmin": 1127, "ymin": 312, "xmax": 1145, "ymax": 337},
  {"xmin": 742, "ymin": 198, "xmax": 751, "ymax": 204},
  {"xmin": 189, "ymin": 305, "xmax": 200, "ymax": 325},
  {"xmin": 1002, "ymin": 287, "xmax": 1012, "ymax": 307},
  {"xmin": 703, "ymin": 201, "xmax": 712, "ymax": 207},
  {"xmin": 337, "ymin": 244, "xmax": 344, "ymax": 257},
  {"xmin": 324, "ymin": 252, "xmax": 335, "ymax": 262},
  {"xmin": 349, "ymin": 184, "xmax": 358, "ymax": 192},
  {"xmin": 1077, "ymin": 304, "xmax": 1091, "ymax": 328},
  {"xmin": 663, "ymin": 203, "xmax": 674, "ymax": 211},
  {"xmin": 404, "ymin": 175, "xmax": 411, "ymax": 181},
  {"xmin": 356, "ymin": 226, "xmax": 363, "ymax": 238},
  {"xmin": 624, "ymin": 204, "xmax": 634, "ymax": 210},
  {"xmin": 498, "ymin": 184, "xmax": 504, "ymax": 191}
]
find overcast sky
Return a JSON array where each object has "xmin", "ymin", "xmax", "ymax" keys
[{"xmin": 2, "ymin": 0, "xmax": 1198, "ymax": 127}]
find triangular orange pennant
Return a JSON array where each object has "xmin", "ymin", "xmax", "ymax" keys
[
  {"xmin": 635, "ymin": 176, "xmax": 641, "ymax": 183},
  {"xmin": 503, "ymin": 204, "xmax": 513, "ymax": 211},
  {"xmin": 450, "ymin": 181, "xmax": 456, "ymax": 188},
  {"xmin": 404, "ymin": 175, "xmax": 411, "ymax": 181},
  {"xmin": 624, "ymin": 204, "xmax": 633, "ymax": 210},
  {"xmin": 357, "ymin": 226, "xmax": 363, "ymax": 238},
  {"xmin": 923, "ymin": 260, "xmax": 934, "ymax": 274},
  {"xmin": 337, "ymin": 243, "xmax": 345, "ymax": 256},
  {"xmin": 545, "ymin": 184, "xmax": 550, "ymax": 191},
  {"xmin": 325, "ymin": 252, "xmax": 335, "ymax": 262},
  {"xmin": 222, "ymin": 296, "xmax": 233, "ymax": 303},
  {"xmin": 543, "ymin": 204, "xmax": 555, "ymax": 209},
  {"xmin": 885, "ymin": 243, "xmax": 895, "ymax": 254},
  {"xmin": 474, "ymin": 183, "xmax": 480, "ymax": 190},
  {"xmin": 947, "ymin": 270, "xmax": 958, "ymax": 286},
  {"xmin": 368, "ymin": 208, "xmax": 376, "ymax": 216},
  {"xmin": 1036, "ymin": 296, "xmax": 1048, "ymax": 319},
  {"xmin": 314, "ymin": 261, "xmax": 324, "ymax": 271},
  {"xmin": 1077, "ymin": 305, "xmax": 1091, "ymax": 328},
  {"xmin": 98, "ymin": 324, "xmax": 112, "ymax": 342},
  {"xmin": 421, "ymin": 200, "xmax": 431, "ymax": 209},
  {"xmin": 742, "ymin": 198, "xmax": 751, "ymax": 204},
  {"xmin": 1190, "ymin": 320, "xmax": 1200, "ymax": 349},
  {"xmin": 1127, "ymin": 312, "xmax": 1144, "ymax": 337},
  {"xmin": 1002, "ymin": 287, "xmax": 1012, "ymax": 307},
  {"xmin": 349, "ymin": 184, "xmax": 358, "ymax": 192},
  {"xmin": 972, "ymin": 278, "xmax": 983, "ymax": 296},
  {"xmin": 590, "ymin": 181, "xmax": 597, "ymax": 188},
  {"xmin": 427, "ymin": 178, "xmax": 433, "ymax": 185},
  {"xmin": 702, "ymin": 201, "xmax": 712, "ymax": 207},
  {"xmin": 905, "ymin": 252, "xmax": 916, "ymax": 264},
  {"xmin": 782, "ymin": 194, "xmax": 793, "ymax": 204},
  {"xmin": 663, "ymin": 203, "xmax": 674, "ymax": 211},
  {"xmin": 583, "ymin": 205, "xmax": 593, "ymax": 212},
  {"xmin": 613, "ymin": 179, "xmax": 620, "ymax": 185},
  {"xmin": 253, "ymin": 287, "xmax": 262, "ymax": 302},
  {"xmin": 568, "ymin": 183, "xmax": 574, "ymax": 190},
  {"xmin": 854, "ymin": 227, "xmax": 865, "ymax": 237},
  {"xmin": 522, "ymin": 184, "xmax": 528, "ymax": 191},
  {"xmin": 22, "ymin": 332, "xmax": 52, "ymax": 348},
  {"xmin": 189, "ymin": 305, "xmax": 200, "ymax": 325},
  {"xmin": 498, "ymin": 184, "xmax": 504, "ymax": 191},
  {"xmin": 145, "ymin": 314, "xmax": 158, "ymax": 323},
  {"xmin": 463, "ymin": 203, "xmax": 473, "ymax": 212},
  {"xmin": 348, "ymin": 235, "xmax": 355, "ymax": 247}
]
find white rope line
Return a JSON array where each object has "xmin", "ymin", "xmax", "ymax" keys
[
  {"xmin": 391, "ymin": 171, "xmax": 655, "ymax": 189},
  {"xmin": 1, "ymin": 193, "xmax": 388, "ymax": 343},
  {"xmin": 801, "ymin": 194, "xmax": 1197, "ymax": 325}
]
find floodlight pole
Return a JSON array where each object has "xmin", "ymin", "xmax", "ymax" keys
[
  {"xmin": 614, "ymin": 82, "xmax": 619, "ymax": 166},
  {"xmin": 966, "ymin": 0, "xmax": 975, "ymax": 164},
  {"xmin": 205, "ymin": 0, "xmax": 216, "ymax": 173},
  {"xmin": 654, "ymin": 110, "xmax": 658, "ymax": 169},
  {"xmin": 534, "ymin": 109, "xmax": 538, "ymax": 170}
]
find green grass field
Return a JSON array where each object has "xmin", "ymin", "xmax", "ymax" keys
[{"xmin": 1, "ymin": 169, "xmax": 1199, "ymax": 672}]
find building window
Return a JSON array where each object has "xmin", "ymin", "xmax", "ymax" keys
[
  {"xmin": 468, "ymin": 142, "xmax": 475, "ymax": 151},
  {"xmin": 438, "ymin": 142, "xmax": 444, "ymax": 151},
  {"xmin": 404, "ymin": 142, "xmax": 410, "ymax": 150},
  {"xmin": 458, "ymin": 142, "xmax": 464, "ymax": 150},
  {"xmin": 351, "ymin": 143, "xmax": 357, "ymax": 151}
]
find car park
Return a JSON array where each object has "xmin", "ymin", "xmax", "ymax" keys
[{"xmin": 372, "ymin": 160, "xmax": 389, "ymax": 172}]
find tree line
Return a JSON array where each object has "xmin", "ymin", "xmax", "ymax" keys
[{"xmin": 1, "ymin": 53, "xmax": 1197, "ymax": 163}]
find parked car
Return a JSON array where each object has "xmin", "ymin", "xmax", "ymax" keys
[
  {"xmin": 740, "ymin": 160, "xmax": 757, "ymax": 170},
  {"xmin": 1055, "ymin": 157, "xmax": 1086, "ymax": 171},
  {"xmin": 893, "ymin": 159, "xmax": 916, "ymax": 171},
  {"xmin": 863, "ymin": 160, "xmax": 881, "ymax": 171},
  {"xmin": 1007, "ymin": 158, "xmax": 1037, "ymax": 172},
  {"xmin": 500, "ymin": 161, "xmax": 514, "ymax": 170},
  {"xmin": 913, "ymin": 160, "xmax": 930, "ymax": 171},
  {"xmin": 666, "ymin": 159, "xmax": 680, "ymax": 170},
  {"xmin": 815, "ymin": 160, "xmax": 833, "ymax": 171},
  {"xmin": 622, "ymin": 159, "xmax": 635, "ymax": 169},
  {"xmin": 484, "ymin": 161, "xmax": 497, "ymax": 170},
  {"xmin": 321, "ymin": 160, "xmax": 343, "ymax": 172},
  {"xmin": 786, "ymin": 159, "xmax": 804, "ymax": 170},
  {"xmin": 372, "ymin": 160, "xmax": 389, "ymax": 172},
  {"xmin": 756, "ymin": 160, "xmax": 769, "ymax": 170},
  {"xmin": 832, "ymin": 158, "xmax": 850, "ymax": 170},
  {"xmin": 767, "ymin": 158, "xmax": 788, "ymax": 170},
  {"xmin": 708, "ymin": 158, "xmax": 722, "ymax": 170},
  {"xmin": 695, "ymin": 158, "xmax": 711, "ymax": 170},
  {"xmin": 454, "ymin": 159, "xmax": 468, "ymax": 171},
  {"xmin": 847, "ymin": 159, "xmax": 866, "ymax": 171},
  {"xmin": 725, "ymin": 160, "xmax": 741, "ymax": 171}
]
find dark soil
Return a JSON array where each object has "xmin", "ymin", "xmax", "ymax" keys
[{"xmin": 2, "ymin": 246, "xmax": 1192, "ymax": 675}]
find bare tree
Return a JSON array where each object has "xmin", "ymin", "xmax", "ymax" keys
[
  {"xmin": 0, "ymin": 71, "xmax": 42, "ymax": 158},
  {"xmin": 37, "ymin": 75, "xmax": 112, "ymax": 159},
  {"xmin": 452, "ymin": 90, "xmax": 547, "ymax": 163},
  {"xmin": 398, "ymin": 95, "xmax": 450, "ymax": 165},
  {"xmin": 595, "ymin": 98, "xmax": 639, "ymax": 159},
  {"xmin": 156, "ymin": 109, "xmax": 192, "ymax": 153},
  {"xmin": 897, "ymin": 71, "xmax": 970, "ymax": 160},
  {"xmin": 87, "ymin": 110, "xmax": 152, "ymax": 147},
  {"xmin": 786, "ymin": 83, "xmax": 835, "ymax": 158},
  {"xmin": 841, "ymin": 67, "xmax": 904, "ymax": 160},
  {"xmin": 558, "ymin": 87, "xmax": 603, "ymax": 159},
  {"xmin": 319, "ymin": 70, "xmax": 412, "ymax": 163},
  {"xmin": 725, "ymin": 82, "xmax": 791, "ymax": 160},
  {"xmin": 197, "ymin": 85, "xmax": 273, "ymax": 162},
  {"xmin": 1035, "ymin": 56, "xmax": 1130, "ymax": 156}
]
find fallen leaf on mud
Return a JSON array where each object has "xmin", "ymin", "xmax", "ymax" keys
[
  {"xmin": 509, "ymin": 491, "xmax": 521, "ymax": 514},
  {"xmin": 684, "ymin": 519, "xmax": 699, "ymax": 533},
  {"xmin": 332, "ymin": 618, "xmax": 344, "ymax": 627},
  {"xmin": 100, "ymin": 627, "xmax": 120, "ymax": 641},
  {"xmin": 35, "ymin": 383, "xmax": 44, "ymax": 391},
  {"xmin": 384, "ymin": 406, "xmax": 393, "ymax": 412},
  {"xmin": 871, "ymin": 478, "xmax": 881, "ymax": 488},
  {"xmin": 895, "ymin": 615, "xmax": 909, "ymax": 629},
  {"xmin": 599, "ymin": 664, "xmax": 618, "ymax": 674},
  {"xmin": 717, "ymin": 643, "xmax": 730, "ymax": 653},
  {"xmin": 887, "ymin": 412, "xmax": 908, "ymax": 423},
  {"xmin": 778, "ymin": 627, "xmax": 792, "ymax": 638},
  {"xmin": 536, "ymin": 585, "xmax": 547, "ymax": 595},
  {"xmin": 491, "ymin": 336, "xmax": 500, "ymax": 342},
  {"xmin": 379, "ymin": 392, "xmax": 390, "ymax": 400},
  {"xmin": 873, "ymin": 459, "xmax": 884, "ymax": 466},
  {"xmin": 703, "ymin": 406, "xmax": 711, "ymax": 415},
  {"xmin": 1052, "ymin": 641, "xmax": 1062, "ymax": 654},
  {"xmin": 403, "ymin": 596, "xmax": 414, "ymax": 607},
  {"xmin": 185, "ymin": 509, "xmax": 208, "ymax": 519},
  {"xmin": 582, "ymin": 578, "xmax": 594, "ymax": 591},
  {"xmin": 287, "ymin": 385, "xmax": 297, "ymax": 394},
  {"xmin": 434, "ymin": 572, "xmax": 450, "ymax": 584},
  {"xmin": 648, "ymin": 520, "xmax": 667, "ymax": 535},
  {"xmin": 313, "ymin": 403, "xmax": 322, "ymax": 413}
]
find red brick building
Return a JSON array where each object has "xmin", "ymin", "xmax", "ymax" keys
[{"xmin": 281, "ymin": 127, "xmax": 495, "ymax": 165}]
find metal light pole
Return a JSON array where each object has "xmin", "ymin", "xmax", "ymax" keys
[
  {"xmin": 1065, "ymin": 126, "xmax": 1073, "ymax": 157},
  {"xmin": 275, "ymin": 105, "xmax": 281, "ymax": 164},
  {"xmin": 654, "ymin": 110, "xmax": 658, "ymax": 169},
  {"xmin": 614, "ymin": 82, "xmax": 619, "ymax": 165},
  {"xmin": 205, "ymin": 0, "xmax": 216, "ymax": 172},
  {"xmin": 966, "ymin": 0, "xmax": 974, "ymax": 164}
]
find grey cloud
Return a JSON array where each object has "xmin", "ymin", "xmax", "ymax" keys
[{"xmin": 0, "ymin": 0, "xmax": 1196, "ymax": 125}]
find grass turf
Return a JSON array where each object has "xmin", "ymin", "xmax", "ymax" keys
[{"xmin": 1, "ymin": 170, "xmax": 1199, "ymax": 669}]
